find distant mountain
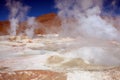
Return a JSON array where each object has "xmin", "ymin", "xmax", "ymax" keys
[
  {"xmin": 0, "ymin": 13, "xmax": 61, "ymax": 35},
  {"xmin": 35, "ymin": 13, "xmax": 61, "ymax": 34}
]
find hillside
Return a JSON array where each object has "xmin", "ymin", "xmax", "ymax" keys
[{"xmin": 0, "ymin": 13, "xmax": 61, "ymax": 35}]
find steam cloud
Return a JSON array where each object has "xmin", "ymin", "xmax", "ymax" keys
[
  {"xmin": 6, "ymin": 0, "xmax": 29, "ymax": 36},
  {"xmin": 55, "ymin": 0, "xmax": 120, "ymax": 65},
  {"xmin": 56, "ymin": 0, "xmax": 120, "ymax": 40},
  {"xmin": 6, "ymin": 0, "xmax": 37, "ymax": 38}
]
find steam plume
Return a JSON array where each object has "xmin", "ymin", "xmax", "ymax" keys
[
  {"xmin": 25, "ymin": 17, "xmax": 38, "ymax": 38},
  {"xmin": 6, "ymin": 0, "xmax": 29, "ymax": 36},
  {"xmin": 55, "ymin": 0, "xmax": 120, "ymax": 65},
  {"xmin": 56, "ymin": 0, "xmax": 120, "ymax": 41},
  {"xmin": 6, "ymin": 0, "xmax": 38, "ymax": 38}
]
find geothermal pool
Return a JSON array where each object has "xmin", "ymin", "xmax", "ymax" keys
[{"xmin": 0, "ymin": 34, "xmax": 120, "ymax": 80}]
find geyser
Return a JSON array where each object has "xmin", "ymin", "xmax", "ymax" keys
[
  {"xmin": 6, "ymin": 0, "xmax": 37, "ymax": 38},
  {"xmin": 6, "ymin": 0, "xmax": 29, "ymax": 36},
  {"xmin": 55, "ymin": 0, "xmax": 120, "ymax": 66}
]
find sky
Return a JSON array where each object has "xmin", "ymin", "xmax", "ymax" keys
[
  {"xmin": 0, "ymin": 0, "xmax": 120, "ymax": 21},
  {"xmin": 103, "ymin": 0, "xmax": 120, "ymax": 16},
  {"xmin": 0, "ymin": 0, "xmax": 57, "ymax": 20}
]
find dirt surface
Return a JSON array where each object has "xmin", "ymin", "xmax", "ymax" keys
[
  {"xmin": 0, "ymin": 35, "xmax": 120, "ymax": 80},
  {"xmin": 0, "ymin": 70, "xmax": 66, "ymax": 80}
]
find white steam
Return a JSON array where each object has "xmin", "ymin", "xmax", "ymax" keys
[
  {"xmin": 9, "ymin": 18, "xmax": 19, "ymax": 36},
  {"xmin": 25, "ymin": 17, "xmax": 38, "ymax": 38},
  {"xmin": 6, "ymin": 0, "xmax": 37, "ymax": 38},
  {"xmin": 6, "ymin": 0, "xmax": 29, "ymax": 36},
  {"xmin": 55, "ymin": 0, "xmax": 120, "ymax": 65},
  {"xmin": 56, "ymin": 0, "xmax": 120, "ymax": 40}
]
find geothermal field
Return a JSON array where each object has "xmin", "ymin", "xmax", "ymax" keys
[
  {"xmin": 0, "ymin": 34, "xmax": 120, "ymax": 80},
  {"xmin": 0, "ymin": 0, "xmax": 120, "ymax": 80}
]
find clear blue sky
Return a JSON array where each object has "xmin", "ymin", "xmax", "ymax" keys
[
  {"xmin": 0, "ymin": 0, "xmax": 120, "ymax": 20},
  {"xmin": 0, "ymin": 0, "xmax": 57, "ymax": 20}
]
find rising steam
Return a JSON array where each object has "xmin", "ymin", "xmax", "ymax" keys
[
  {"xmin": 55, "ymin": 0, "xmax": 120, "ymax": 65},
  {"xmin": 6, "ymin": 0, "xmax": 37, "ymax": 38},
  {"xmin": 6, "ymin": 0, "xmax": 29, "ymax": 36},
  {"xmin": 25, "ymin": 17, "xmax": 38, "ymax": 38},
  {"xmin": 56, "ymin": 0, "xmax": 120, "ymax": 41}
]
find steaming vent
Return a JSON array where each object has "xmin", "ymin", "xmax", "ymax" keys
[{"xmin": 53, "ymin": 0, "xmax": 120, "ymax": 66}]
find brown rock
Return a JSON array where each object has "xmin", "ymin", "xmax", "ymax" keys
[
  {"xmin": 0, "ymin": 70, "xmax": 66, "ymax": 80},
  {"xmin": 0, "ymin": 21, "xmax": 10, "ymax": 35}
]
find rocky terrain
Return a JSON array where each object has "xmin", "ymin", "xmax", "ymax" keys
[
  {"xmin": 0, "ymin": 13, "xmax": 120, "ymax": 80},
  {"xmin": 0, "ymin": 34, "xmax": 119, "ymax": 80}
]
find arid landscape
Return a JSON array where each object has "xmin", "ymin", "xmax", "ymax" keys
[
  {"xmin": 0, "ymin": 0, "xmax": 120, "ymax": 80},
  {"xmin": 0, "ymin": 13, "xmax": 120, "ymax": 80}
]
